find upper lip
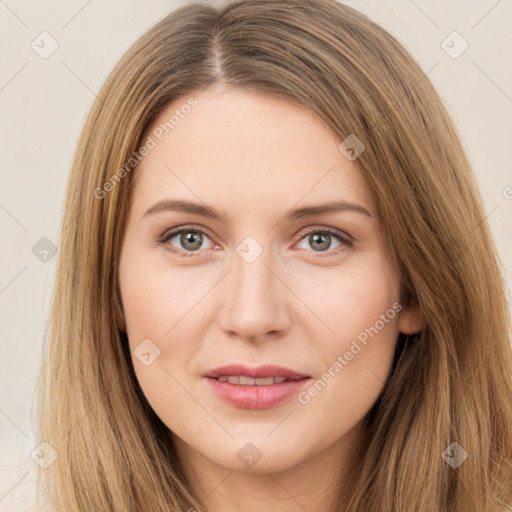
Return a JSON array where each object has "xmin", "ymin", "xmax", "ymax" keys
[{"xmin": 204, "ymin": 364, "xmax": 310, "ymax": 380}]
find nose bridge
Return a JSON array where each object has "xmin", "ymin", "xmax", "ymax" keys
[
  {"xmin": 217, "ymin": 238, "xmax": 289, "ymax": 340},
  {"xmin": 233, "ymin": 246, "xmax": 273, "ymax": 299}
]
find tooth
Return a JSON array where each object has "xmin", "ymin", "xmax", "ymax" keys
[
  {"xmin": 238, "ymin": 376, "xmax": 256, "ymax": 385},
  {"xmin": 215, "ymin": 375, "xmax": 289, "ymax": 385},
  {"xmin": 255, "ymin": 377, "xmax": 274, "ymax": 385}
]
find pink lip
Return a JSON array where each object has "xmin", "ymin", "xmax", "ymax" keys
[
  {"xmin": 203, "ymin": 364, "xmax": 309, "ymax": 380},
  {"xmin": 203, "ymin": 364, "xmax": 311, "ymax": 409}
]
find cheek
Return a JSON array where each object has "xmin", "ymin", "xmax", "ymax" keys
[
  {"xmin": 296, "ymin": 260, "xmax": 400, "ymax": 348},
  {"xmin": 122, "ymin": 274, "xmax": 169, "ymax": 342},
  {"xmin": 119, "ymin": 250, "xmax": 212, "ymax": 408},
  {"xmin": 119, "ymin": 256, "xmax": 202, "ymax": 422},
  {"xmin": 120, "ymin": 251, "xmax": 204, "ymax": 341},
  {"xmin": 294, "ymin": 263, "xmax": 401, "ymax": 419}
]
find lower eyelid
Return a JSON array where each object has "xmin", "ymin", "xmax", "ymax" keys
[{"xmin": 295, "ymin": 231, "xmax": 352, "ymax": 252}]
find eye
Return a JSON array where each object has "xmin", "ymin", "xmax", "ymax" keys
[
  {"xmin": 295, "ymin": 227, "xmax": 353, "ymax": 255},
  {"xmin": 159, "ymin": 225, "xmax": 216, "ymax": 257},
  {"xmin": 159, "ymin": 225, "xmax": 353, "ymax": 258}
]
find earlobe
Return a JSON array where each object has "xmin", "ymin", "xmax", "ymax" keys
[{"xmin": 398, "ymin": 301, "xmax": 426, "ymax": 335}]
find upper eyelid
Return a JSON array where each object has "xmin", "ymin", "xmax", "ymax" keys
[{"xmin": 161, "ymin": 224, "xmax": 216, "ymax": 242}]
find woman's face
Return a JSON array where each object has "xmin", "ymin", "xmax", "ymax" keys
[{"xmin": 118, "ymin": 86, "xmax": 423, "ymax": 475}]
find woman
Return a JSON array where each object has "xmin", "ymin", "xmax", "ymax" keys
[{"xmin": 36, "ymin": 0, "xmax": 512, "ymax": 510}]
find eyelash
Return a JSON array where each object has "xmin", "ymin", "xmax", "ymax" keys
[{"xmin": 158, "ymin": 224, "xmax": 353, "ymax": 258}]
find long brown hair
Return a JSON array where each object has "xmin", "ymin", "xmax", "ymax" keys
[{"xmin": 36, "ymin": 0, "xmax": 512, "ymax": 510}]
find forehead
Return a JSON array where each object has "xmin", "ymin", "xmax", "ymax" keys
[{"xmin": 130, "ymin": 87, "xmax": 375, "ymax": 221}]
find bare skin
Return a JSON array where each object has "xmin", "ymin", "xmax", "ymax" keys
[{"xmin": 118, "ymin": 86, "xmax": 424, "ymax": 511}]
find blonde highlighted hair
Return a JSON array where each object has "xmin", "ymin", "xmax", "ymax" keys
[{"xmin": 36, "ymin": 0, "xmax": 512, "ymax": 510}]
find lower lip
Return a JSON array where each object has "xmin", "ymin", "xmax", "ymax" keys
[{"xmin": 204, "ymin": 377, "xmax": 311, "ymax": 409}]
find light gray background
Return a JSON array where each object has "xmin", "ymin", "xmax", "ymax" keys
[{"xmin": 1, "ymin": 0, "xmax": 511, "ymax": 509}]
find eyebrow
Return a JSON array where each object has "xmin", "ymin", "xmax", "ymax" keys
[{"xmin": 143, "ymin": 198, "xmax": 372, "ymax": 221}]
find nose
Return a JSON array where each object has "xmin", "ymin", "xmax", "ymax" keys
[{"xmin": 216, "ymin": 247, "xmax": 291, "ymax": 343}]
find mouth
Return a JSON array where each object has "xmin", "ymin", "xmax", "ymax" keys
[{"xmin": 203, "ymin": 364, "xmax": 311, "ymax": 409}]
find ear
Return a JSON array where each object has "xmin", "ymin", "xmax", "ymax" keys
[{"xmin": 398, "ymin": 301, "xmax": 426, "ymax": 335}]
